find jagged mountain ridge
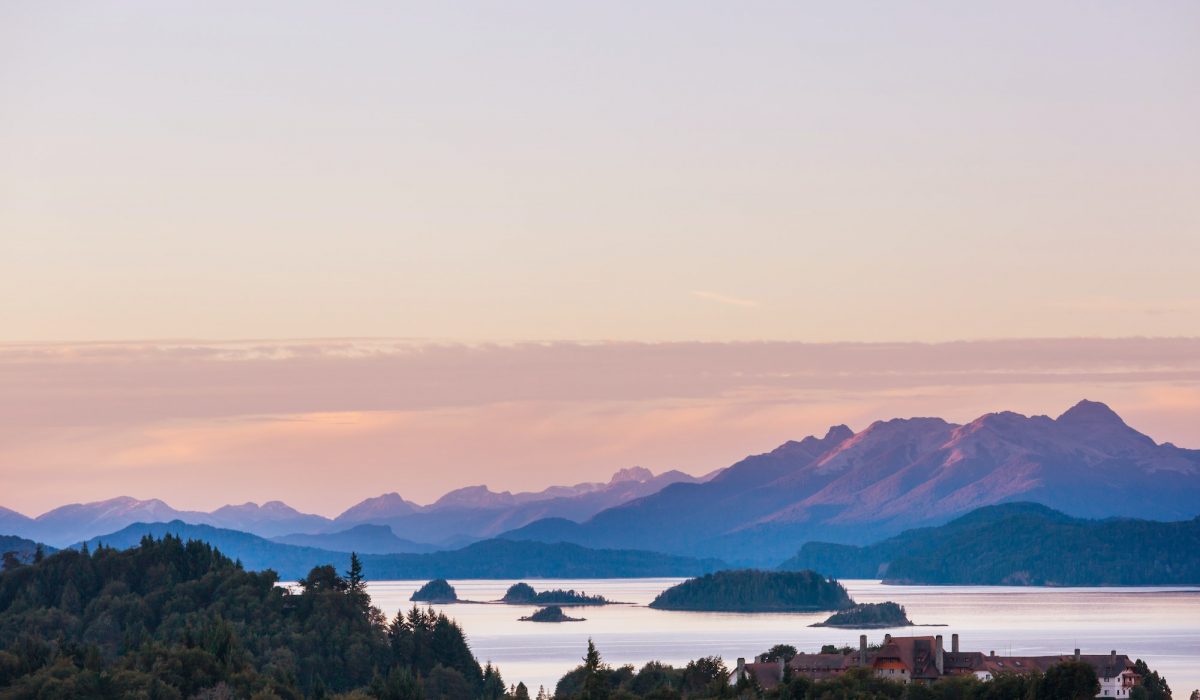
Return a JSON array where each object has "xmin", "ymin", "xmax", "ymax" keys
[
  {"xmin": 0, "ymin": 467, "xmax": 703, "ymax": 547},
  {"xmin": 502, "ymin": 401, "xmax": 1200, "ymax": 564}
]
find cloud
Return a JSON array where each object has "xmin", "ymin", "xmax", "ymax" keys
[
  {"xmin": 690, "ymin": 290, "xmax": 760, "ymax": 308},
  {"xmin": 1050, "ymin": 298, "xmax": 1200, "ymax": 316}
]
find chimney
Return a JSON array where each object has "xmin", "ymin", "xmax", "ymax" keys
[
  {"xmin": 990, "ymin": 651, "xmax": 995, "ymax": 658},
  {"xmin": 952, "ymin": 634, "xmax": 959, "ymax": 654},
  {"xmin": 1110, "ymin": 650, "xmax": 1117, "ymax": 667},
  {"xmin": 778, "ymin": 656, "xmax": 785, "ymax": 679},
  {"xmin": 884, "ymin": 634, "xmax": 892, "ymax": 644},
  {"xmin": 935, "ymin": 635, "xmax": 944, "ymax": 675},
  {"xmin": 859, "ymin": 635, "xmax": 868, "ymax": 666},
  {"xmin": 1074, "ymin": 649, "xmax": 1081, "ymax": 662},
  {"xmin": 736, "ymin": 658, "xmax": 745, "ymax": 682}
]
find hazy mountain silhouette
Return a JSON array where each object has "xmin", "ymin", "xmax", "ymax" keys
[
  {"xmin": 1, "ymin": 467, "xmax": 701, "ymax": 548},
  {"xmin": 272, "ymin": 523, "xmax": 436, "ymax": 554},
  {"xmin": 329, "ymin": 468, "xmax": 704, "ymax": 546},
  {"xmin": 82, "ymin": 520, "xmax": 723, "ymax": 579},
  {"xmin": 8, "ymin": 401, "xmax": 1198, "ymax": 562},
  {"xmin": 206, "ymin": 501, "xmax": 332, "ymax": 538},
  {"xmin": 502, "ymin": 401, "xmax": 1200, "ymax": 564},
  {"xmin": 0, "ymin": 534, "xmax": 54, "ymax": 564},
  {"xmin": 780, "ymin": 502, "xmax": 1200, "ymax": 585},
  {"xmin": 1, "ymin": 497, "xmax": 333, "ymax": 547}
]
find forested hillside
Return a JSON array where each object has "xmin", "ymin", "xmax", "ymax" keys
[
  {"xmin": 780, "ymin": 503, "xmax": 1200, "ymax": 586},
  {"xmin": 0, "ymin": 536, "xmax": 508, "ymax": 698}
]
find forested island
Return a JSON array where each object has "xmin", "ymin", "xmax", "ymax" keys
[
  {"xmin": 812, "ymin": 601, "xmax": 914, "ymax": 628},
  {"xmin": 501, "ymin": 582, "xmax": 609, "ymax": 606},
  {"xmin": 780, "ymin": 503, "xmax": 1200, "ymax": 586},
  {"xmin": 648, "ymin": 569, "xmax": 853, "ymax": 612},
  {"xmin": 0, "ymin": 536, "xmax": 511, "ymax": 697},
  {"xmin": 519, "ymin": 605, "xmax": 585, "ymax": 623},
  {"xmin": 410, "ymin": 577, "xmax": 459, "ymax": 602}
]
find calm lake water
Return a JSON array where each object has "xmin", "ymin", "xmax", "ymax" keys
[{"xmin": 365, "ymin": 579, "xmax": 1200, "ymax": 695}]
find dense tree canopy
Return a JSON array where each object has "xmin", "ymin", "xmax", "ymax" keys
[
  {"xmin": 501, "ymin": 583, "xmax": 608, "ymax": 606},
  {"xmin": 410, "ymin": 579, "xmax": 458, "ymax": 603},
  {"xmin": 0, "ymin": 535, "xmax": 503, "ymax": 699},
  {"xmin": 649, "ymin": 570, "xmax": 852, "ymax": 612},
  {"xmin": 546, "ymin": 640, "xmax": 1158, "ymax": 700},
  {"xmin": 813, "ymin": 602, "xmax": 912, "ymax": 628}
]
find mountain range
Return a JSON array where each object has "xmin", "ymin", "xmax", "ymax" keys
[
  {"xmin": 502, "ymin": 400, "xmax": 1200, "ymax": 563},
  {"xmin": 4, "ymin": 401, "xmax": 1199, "ymax": 567},
  {"xmin": 0, "ymin": 466, "xmax": 704, "ymax": 548}
]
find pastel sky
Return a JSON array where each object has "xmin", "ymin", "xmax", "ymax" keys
[{"xmin": 1, "ymin": 3, "xmax": 1198, "ymax": 514}]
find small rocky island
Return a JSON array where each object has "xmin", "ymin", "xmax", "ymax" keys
[
  {"xmin": 409, "ymin": 578, "xmax": 459, "ymax": 603},
  {"xmin": 519, "ymin": 605, "xmax": 585, "ymax": 623},
  {"xmin": 811, "ymin": 601, "xmax": 914, "ymax": 628},
  {"xmin": 501, "ymin": 582, "xmax": 609, "ymax": 606},
  {"xmin": 649, "ymin": 569, "xmax": 853, "ymax": 613}
]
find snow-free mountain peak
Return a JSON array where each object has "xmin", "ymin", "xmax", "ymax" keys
[
  {"xmin": 1056, "ymin": 399, "xmax": 1127, "ymax": 427},
  {"xmin": 610, "ymin": 466, "xmax": 654, "ymax": 483},
  {"xmin": 334, "ymin": 492, "xmax": 420, "ymax": 523}
]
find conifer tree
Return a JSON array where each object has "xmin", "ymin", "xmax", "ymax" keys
[{"xmin": 347, "ymin": 552, "xmax": 366, "ymax": 596}]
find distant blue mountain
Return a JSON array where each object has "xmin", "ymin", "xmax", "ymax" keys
[
  {"xmin": 0, "ymin": 534, "xmax": 54, "ymax": 564},
  {"xmin": 780, "ymin": 502, "xmax": 1200, "ymax": 586},
  {"xmin": 272, "ymin": 524, "xmax": 437, "ymax": 554},
  {"xmin": 83, "ymin": 521, "xmax": 724, "ymax": 580},
  {"xmin": 2, "ymin": 467, "xmax": 703, "ymax": 549}
]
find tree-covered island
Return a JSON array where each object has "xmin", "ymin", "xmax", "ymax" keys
[
  {"xmin": 519, "ymin": 605, "xmax": 586, "ymax": 623},
  {"xmin": 501, "ymin": 581, "xmax": 609, "ymax": 606},
  {"xmin": 409, "ymin": 577, "xmax": 459, "ymax": 603},
  {"xmin": 812, "ymin": 601, "xmax": 915, "ymax": 628},
  {"xmin": 648, "ymin": 569, "xmax": 853, "ymax": 612}
]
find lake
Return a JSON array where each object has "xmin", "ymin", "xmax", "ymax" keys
[{"xmin": 365, "ymin": 579, "xmax": 1200, "ymax": 695}]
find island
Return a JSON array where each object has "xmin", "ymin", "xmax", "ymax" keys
[
  {"xmin": 811, "ymin": 601, "xmax": 913, "ymax": 628},
  {"xmin": 410, "ymin": 578, "xmax": 459, "ymax": 603},
  {"xmin": 648, "ymin": 569, "xmax": 853, "ymax": 612},
  {"xmin": 501, "ymin": 582, "xmax": 609, "ymax": 606},
  {"xmin": 519, "ymin": 605, "xmax": 585, "ymax": 623}
]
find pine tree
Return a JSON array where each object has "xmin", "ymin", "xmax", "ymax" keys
[
  {"xmin": 584, "ymin": 638, "xmax": 601, "ymax": 673},
  {"xmin": 482, "ymin": 661, "xmax": 506, "ymax": 699},
  {"xmin": 346, "ymin": 552, "xmax": 366, "ymax": 595},
  {"xmin": 513, "ymin": 681, "xmax": 530, "ymax": 699},
  {"xmin": 582, "ymin": 638, "xmax": 609, "ymax": 700}
]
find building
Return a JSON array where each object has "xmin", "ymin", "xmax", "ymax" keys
[
  {"xmin": 729, "ymin": 633, "xmax": 1141, "ymax": 699},
  {"xmin": 729, "ymin": 656, "xmax": 785, "ymax": 690}
]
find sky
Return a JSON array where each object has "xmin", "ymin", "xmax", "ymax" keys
[{"xmin": 1, "ymin": 2, "xmax": 1198, "ymax": 515}]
